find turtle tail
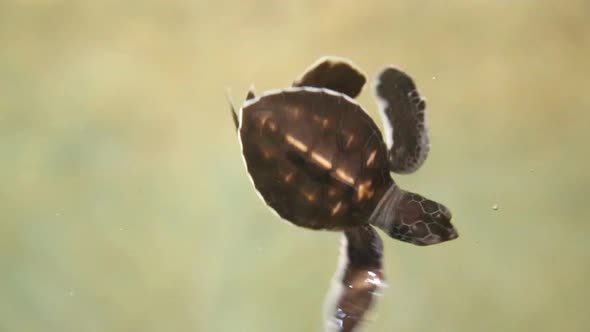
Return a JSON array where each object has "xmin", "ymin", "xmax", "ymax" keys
[
  {"xmin": 227, "ymin": 86, "xmax": 257, "ymax": 132},
  {"xmin": 225, "ymin": 89, "xmax": 239, "ymax": 131}
]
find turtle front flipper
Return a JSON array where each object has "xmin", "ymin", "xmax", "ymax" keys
[
  {"xmin": 293, "ymin": 56, "xmax": 366, "ymax": 99},
  {"xmin": 374, "ymin": 67, "xmax": 429, "ymax": 174},
  {"xmin": 324, "ymin": 225, "xmax": 384, "ymax": 332}
]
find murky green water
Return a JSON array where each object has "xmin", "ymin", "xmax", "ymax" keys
[{"xmin": 1, "ymin": 1, "xmax": 589, "ymax": 331}]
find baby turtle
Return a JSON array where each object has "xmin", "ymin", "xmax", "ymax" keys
[
  {"xmin": 230, "ymin": 56, "xmax": 458, "ymax": 331},
  {"xmin": 232, "ymin": 57, "xmax": 457, "ymax": 245}
]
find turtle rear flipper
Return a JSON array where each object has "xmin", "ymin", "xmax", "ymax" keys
[
  {"xmin": 324, "ymin": 225, "xmax": 384, "ymax": 332},
  {"xmin": 374, "ymin": 67, "xmax": 430, "ymax": 174},
  {"xmin": 293, "ymin": 56, "xmax": 366, "ymax": 98}
]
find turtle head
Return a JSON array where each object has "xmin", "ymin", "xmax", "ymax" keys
[{"xmin": 370, "ymin": 187, "xmax": 458, "ymax": 246}]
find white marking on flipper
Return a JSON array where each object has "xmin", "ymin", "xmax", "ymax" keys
[
  {"xmin": 323, "ymin": 234, "xmax": 349, "ymax": 332},
  {"xmin": 373, "ymin": 85, "xmax": 394, "ymax": 149}
]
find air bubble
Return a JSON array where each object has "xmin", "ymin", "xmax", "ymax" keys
[{"xmin": 492, "ymin": 204, "xmax": 499, "ymax": 211}]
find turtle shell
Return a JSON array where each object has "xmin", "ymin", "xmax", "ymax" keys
[{"xmin": 239, "ymin": 87, "xmax": 393, "ymax": 230}]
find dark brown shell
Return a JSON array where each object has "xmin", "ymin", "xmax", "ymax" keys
[{"xmin": 239, "ymin": 87, "xmax": 393, "ymax": 230}]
